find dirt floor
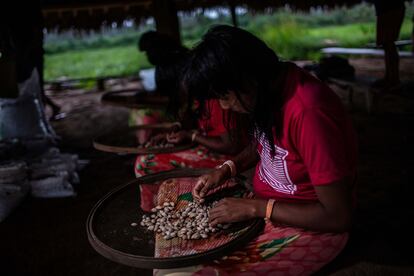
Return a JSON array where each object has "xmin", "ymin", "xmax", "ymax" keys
[{"xmin": 1, "ymin": 58, "xmax": 414, "ymax": 275}]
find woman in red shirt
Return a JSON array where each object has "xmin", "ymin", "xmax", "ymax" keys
[
  {"xmin": 134, "ymin": 99, "xmax": 244, "ymax": 177},
  {"xmin": 182, "ymin": 25, "xmax": 358, "ymax": 275},
  {"xmin": 135, "ymin": 99, "xmax": 247, "ymax": 212}
]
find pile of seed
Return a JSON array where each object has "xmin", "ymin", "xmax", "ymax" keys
[
  {"xmin": 140, "ymin": 201, "xmax": 229, "ymax": 240},
  {"xmin": 138, "ymin": 142, "xmax": 174, "ymax": 149}
]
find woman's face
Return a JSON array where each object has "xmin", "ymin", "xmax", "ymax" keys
[{"xmin": 218, "ymin": 91, "xmax": 252, "ymax": 114}]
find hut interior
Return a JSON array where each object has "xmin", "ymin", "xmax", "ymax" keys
[{"xmin": 1, "ymin": 0, "xmax": 414, "ymax": 275}]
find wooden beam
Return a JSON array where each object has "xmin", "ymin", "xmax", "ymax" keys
[
  {"xmin": 229, "ymin": 2, "xmax": 238, "ymax": 27},
  {"xmin": 42, "ymin": 1, "xmax": 151, "ymax": 17}
]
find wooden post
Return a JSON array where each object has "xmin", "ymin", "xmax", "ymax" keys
[
  {"xmin": 229, "ymin": 2, "xmax": 238, "ymax": 27},
  {"xmin": 0, "ymin": 49, "xmax": 19, "ymax": 99},
  {"xmin": 152, "ymin": 0, "xmax": 181, "ymax": 43}
]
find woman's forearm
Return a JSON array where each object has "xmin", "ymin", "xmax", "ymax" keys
[
  {"xmin": 194, "ymin": 134, "xmax": 239, "ymax": 155},
  {"xmin": 252, "ymin": 199, "xmax": 351, "ymax": 232},
  {"xmin": 251, "ymin": 179, "xmax": 353, "ymax": 232}
]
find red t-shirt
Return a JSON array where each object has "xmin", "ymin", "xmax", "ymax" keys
[
  {"xmin": 197, "ymin": 99, "xmax": 228, "ymax": 137},
  {"xmin": 253, "ymin": 64, "xmax": 357, "ymax": 202}
]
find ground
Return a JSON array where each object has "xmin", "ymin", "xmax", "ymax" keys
[{"xmin": 1, "ymin": 58, "xmax": 413, "ymax": 276}]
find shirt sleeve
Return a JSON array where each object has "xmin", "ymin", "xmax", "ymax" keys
[{"xmin": 293, "ymin": 107, "xmax": 353, "ymax": 186}]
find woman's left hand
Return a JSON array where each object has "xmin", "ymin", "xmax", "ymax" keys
[
  {"xmin": 166, "ymin": 130, "xmax": 190, "ymax": 144},
  {"xmin": 208, "ymin": 198, "xmax": 259, "ymax": 226}
]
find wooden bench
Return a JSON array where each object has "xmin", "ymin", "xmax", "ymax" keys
[
  {"xmin": 44, "ymin": 74, "xmax": 141, "ymax": 92},
  {"xmin": 366, "ymin": 39, "xmax": 412, "ymax": 48},
  {"xmin": 321, "ymin": 47, "xmax": 414, "ymax": 58}
]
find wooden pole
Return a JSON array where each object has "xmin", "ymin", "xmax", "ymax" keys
[
  {"xmin": 229, "ymin": 2, "xmax": 238, "ymax": 27},
  {"xmin": 152, "ymin": 0, "xmax": 181, "ymax": 43}
]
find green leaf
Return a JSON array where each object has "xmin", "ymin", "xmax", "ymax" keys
[
  {"xmin": 177, "ymin": 192, "xmax": 193, "ymax": 202},
  {"xmin": 143, "ymin": 168, "xmax": 153, "ymax": 174},
  {"xmin": 170, "ymin": 160, "xmax": 181, "ymax": 168},
  {"xmin": 146, "ymin": 162, "xmax": 157, "ymax": 167},
  {"xmin": 258, "ymin": 235, "xmax": 300, "ymax": 259}
]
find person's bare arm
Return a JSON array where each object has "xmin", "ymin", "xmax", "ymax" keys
[
  {"xmin": 167, "ymin": 130, "xmax": 252, "ymax": 156},
  {"xmin": 193, "ymin": 141, "xmax": 259, "ymax": 201},
  {"xmin": 209, "ymin": 178, "xmax": 353, "ymax": 233},
  {"xmin": 193, "ymin": 133, "xmax": 243, "ymax": 155}
]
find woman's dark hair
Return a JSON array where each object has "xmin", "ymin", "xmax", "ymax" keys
[
  {"xmin": 138, "ymin": 31, "xmax": 190, "ymax": 118},
  {"xmin": 183, "ymin": 25, "xmax": 287, "ymax": 153}
]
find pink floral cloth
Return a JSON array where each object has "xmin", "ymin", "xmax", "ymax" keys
[{"xmin": 194, "ymin": 222, "xmax": 348, "ymax": 276}]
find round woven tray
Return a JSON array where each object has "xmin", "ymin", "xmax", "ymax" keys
[
  {"xmin": 86, "ymin": 168, "xmax": 264, "ymax": 269},
  {"xmin": 93, "ymin": 123, "xmax": 194, "ymax": 154},
  {"xmin": 101, "ymin": 89, "xmax": 168, "ymax": 109}
]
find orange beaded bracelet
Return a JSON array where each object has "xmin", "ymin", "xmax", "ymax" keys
[{"xmin": 265, "ymin": 199, "xmax": 276, "ymax": 221}]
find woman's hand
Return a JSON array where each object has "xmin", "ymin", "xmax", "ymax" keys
[
  {"xmin": 193, "ymin": 166, "xmax": 231, "ymax": 202},
  {"xmin": 209, "ymin": 198, "xmax": 260, "ymax": 226},
  {"xmin": 166, "ymin": 130, "xmax": 190, "ymax": 144},
  {"xmin": 148, "ymin": 133, "xmax": 167, "ymax": 146}
]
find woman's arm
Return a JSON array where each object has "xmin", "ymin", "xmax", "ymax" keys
[
  {"xmin": 167, "ymin": 130, "xmax": 251, "ymax": 156},
  {"xmin": 192, "ymin": 133, "xmax": 239, "ymax": 155},
  {"xmin": 193, "ymin": 142, "xmax": 259, "ymax": 201},
  {"xmin": 209, "ymin": 177, "xmax": 353, "ymax": 233}
]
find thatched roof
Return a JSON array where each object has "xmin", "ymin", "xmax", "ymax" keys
[{"xmin": 41, "ymin": 0, "xmax": 364, "ymax": 31}]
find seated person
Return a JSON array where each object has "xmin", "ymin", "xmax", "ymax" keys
[{"xmin": 173, "ymin": 25, "xmax": 357, "ymax": 275}]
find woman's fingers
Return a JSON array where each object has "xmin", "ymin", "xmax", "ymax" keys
[
  {"xmin": 208, "ymin": 209, "xmax": 226, "ymax": 220},
  {"xmin": 166, "ymin": 132, "xmax": 180, "ymax": 143},
  {"xmin": 166, "ymin": 137, "xmax": 177, "ymax": 143},
  {"xmin": 149, "ymin": 134, "xmax": 166, "ymax": 146},
  {"xmin": 209, "ymin": 214, "xmax": 228, "ymax": 226},
  {"xmin": 193, "ymin": 175, "xmax": 216, "ymax": 202},
  {"xmin": 199, "ymin": 180, "xmax": 212, "ymax": 198},
  {"xmin": 193, "ymin": 169, "xmax": 228, "ymax": 202},
  {"xmin": 193, "ymin": 176, "xmax": 207, "ymax": 200}
]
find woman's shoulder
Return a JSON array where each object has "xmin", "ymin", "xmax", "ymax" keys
[{"xmin": 287, "ymin": 65, "xmax": 342, "ymax": 112}]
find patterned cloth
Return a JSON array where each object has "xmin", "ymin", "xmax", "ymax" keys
[
  {"xmin": 136, "ymin": 145, "xmax": 230, "ymax": 212},
  {"xmin": 153, "ymin": 177, "xmax": 249, "ymax": 258},
  {"xmin": 155, "ymin": 216, "xmax": 348, "ymax": 276},
  {"xmin": 193, "ymin": 223, "xmax": 348, "ymax": 276}
]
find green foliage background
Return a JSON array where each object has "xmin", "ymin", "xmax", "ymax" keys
[{"xmin": 44, "ymin": 3, "xmax": 414, "ymax": 81}]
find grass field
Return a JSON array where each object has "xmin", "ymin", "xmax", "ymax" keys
[
  {"xmin": 44, "ymin": 4, "xmax": 413, "ymax": 81},
  {"xmin": 44, "ymin": 46, "xmax": 150, "ymax": 81}
]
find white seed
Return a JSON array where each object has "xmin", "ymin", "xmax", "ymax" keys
[
  {"xmin": 222, "ymin": 224, "xmax": 230, "ymax": 229},
  {"xmin": 191, "ymin": 233, "xmax": 200, "ymax": 239},
  {"xmin": 140, "ymin": 200, "xmax": 231, "ymax": 240}
]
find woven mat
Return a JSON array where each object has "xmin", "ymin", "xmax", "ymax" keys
[{"xmin": 154, "ymin": 177, "xmax": 252, "ymax": 258}]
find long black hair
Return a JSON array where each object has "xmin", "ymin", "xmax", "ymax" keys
[{"xmin": 183, "ymin": 25, "xmax": 288, "ymax": 153}]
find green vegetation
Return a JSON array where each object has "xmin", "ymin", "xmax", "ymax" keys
[
  {"xmin": 44, "ymin": 3, "xmax": 414, "ymax": 81},
  {"xmin": 44, "ymin": 45, "xmax": 149, "ymax": 81}
]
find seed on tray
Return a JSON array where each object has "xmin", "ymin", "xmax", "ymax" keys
[
  {"xmin": 143, "ymin": 142, "xmax": 175, "ymax": 149},
  {"xmin": 139, "ymin": 201, "xmax": 230, "ymax": 241}
]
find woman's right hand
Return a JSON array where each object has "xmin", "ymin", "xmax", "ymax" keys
[
  {"xmin": 148, "ymin": 133, "xmax": 167, "ymax": 147},
  {"xmin": 193, "ymin": 165, "xmax": 231, "ymax": 202}
]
